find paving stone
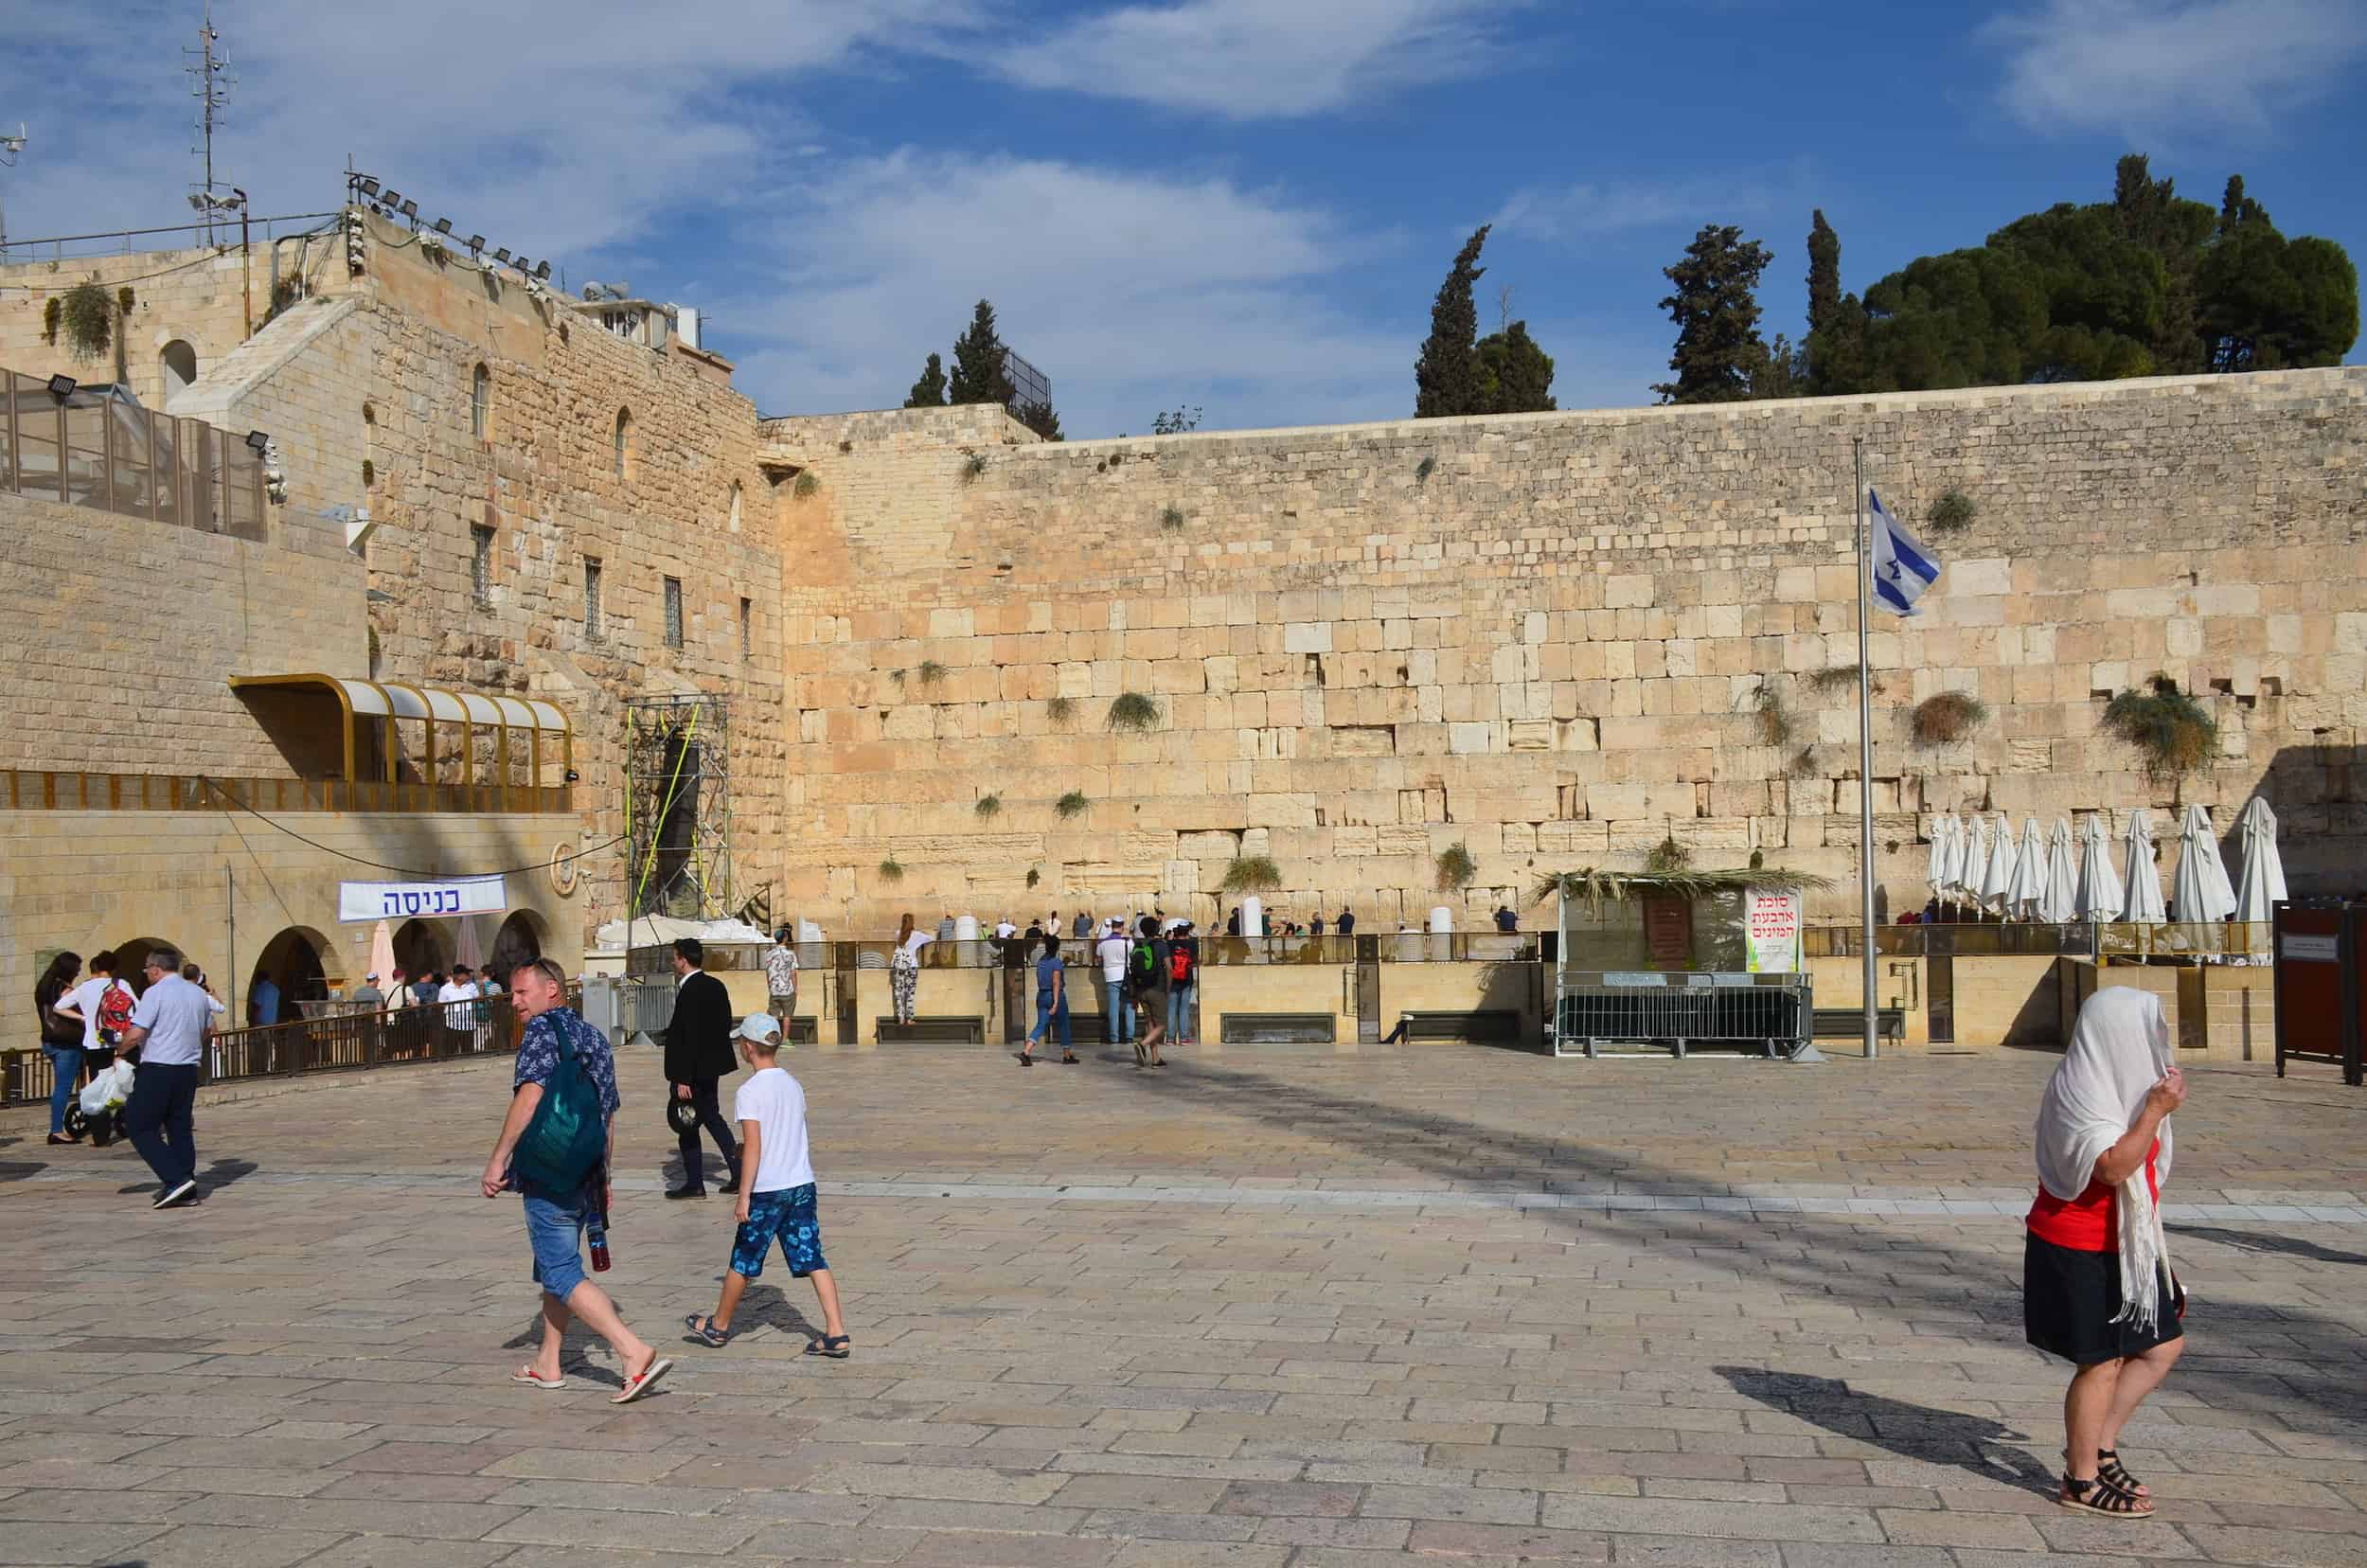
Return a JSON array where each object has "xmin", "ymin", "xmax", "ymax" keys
[
  {"xmin": 285, "ymin": 1541, "xmax": 515, "ymax": 1568},
  {"xmin": 102, "ymin": 1523, "xmax": 347, "ymax": 1566}
]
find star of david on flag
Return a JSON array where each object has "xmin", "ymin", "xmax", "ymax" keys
[{"xmin": 1867, "ymin": 490, "xmax": 1940, "ymax": 615}]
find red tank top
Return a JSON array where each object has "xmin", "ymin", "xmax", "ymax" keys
[{"xmin": 2027, "ymin": 1139, "xmax": 2159, "ymax": 1252}]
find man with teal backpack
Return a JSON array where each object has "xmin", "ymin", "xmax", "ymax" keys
[{"xmin": 480, "ymin": 957, "xmax": 673, "ymax": 1404}]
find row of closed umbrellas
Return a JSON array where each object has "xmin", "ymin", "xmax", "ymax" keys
[{"xmin": 1924, "ymin": 800, "xmax": 2286, "ymax": 925}]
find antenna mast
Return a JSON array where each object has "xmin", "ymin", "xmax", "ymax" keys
[
  {"xmin": 0, "ymin": 123, "xmax": 25, "ymax": 257},
  {"xmin": 185, "ymin": 9, "xmax": 234, "ymax": 242}
]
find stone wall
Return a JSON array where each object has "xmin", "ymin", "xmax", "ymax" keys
[{"xmin": 776, "ymin": 369, "xmax": 2367, "ymax": 930}]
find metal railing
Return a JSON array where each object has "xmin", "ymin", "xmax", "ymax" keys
[
  {"xmin": 2, "ymin": 372, "xmax": 266, "ymax": 539},
  {"xmin": 625, "ymin": 932, "xmax": 1545, "ymax": 975},
  {"xmin": 0, "ymin": 210, "xmax": 342, "ymax": 263},
  {"xmin": 1, "ymin": 771, "xmax": 571, "ymax": 815},
  {"xmin": 1802, "ymin": 921, "xmax": 2273, "ymax": 959},
  {"xmin": 0, "ymin": 991, "xmax": 567, "ymax": 1110},
  {"xmin": 1553, "ymin": 971, "xmax": 1811, "ymax": 1060}
]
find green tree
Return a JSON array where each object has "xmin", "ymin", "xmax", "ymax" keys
[
  {"xmin": 903, "ymin": 351, "xmax": 949, "ymax": 408},
  {"xmin": 2198, "ymin": 179, "xmax": 2359, "ymax": 372},
  {"xmin": 1803, "ymin": 209, "xmax": 1870, "ymax": 395},
  {"xmin": 2110, "ymin": 153, "xmax": 2212, "ymax": 374},
  {"xmin": 1149, "ymin": 405, "xmax": 1202, "ymax": 435},
  {"xmin": 1474, "ymin": 320, "xmax": 1556, "ymax": 413},
  {"xmin": 1015, "ymin": 399, "xmax": 1063, "ymax": 440},
  {"xmin": 948, "ymin": 299, "xmax": 1017, "ymax": 406},
  {"xmin": 1653, "ymin": 224, "xmax": 1774, "ymax": 403},
  {"xmin": 1415, "ymin": 225, "xmax": 1489, "ymax": 418}
]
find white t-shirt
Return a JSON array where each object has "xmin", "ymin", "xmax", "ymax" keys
[
  {"xmin": 58, "ymin": 976, "xmax": 131, "ymax": 1051},
  {"xmin": 893, "ymin": 931, "xmax": 933, "ymax": 967},
  {"xmin": 992, "ymin": 920, "xmax": 1017, "ymax": 939},
  {"xmin": 1096, "ymin": 935, "xmax": 1130, "ymax": 982},
  {"xmin": 129, "ymin": 973, "xmax": 214, "ymax": 1067},
  {"xmin": 731, "ymin": 1065, "xmax": 814, "ymax": 1192},
  {"xmin": 438, "ymin": 980, "xmax": 477, "ymax": 1029}
]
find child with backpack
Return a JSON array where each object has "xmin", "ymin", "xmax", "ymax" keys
[
  {"xmin": 1127, "ymin": 916, "xmax": 1169, "ymax": 1069},
  {"xmin": 1165, "ymin": 922, "xmax": 1199, "ymax": 1046}
]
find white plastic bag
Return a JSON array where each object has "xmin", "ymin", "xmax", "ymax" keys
[{"xmin": 79, "ymin": 1059, "xmax": 133, "ymax": 1115}]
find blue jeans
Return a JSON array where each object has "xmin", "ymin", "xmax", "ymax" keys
[
  {"xmin": 1104, "ymin": 981, "xmax": 1132, "ymax": 1043},
  {"xmin": 1029, "ymin": 994, "xmax": 1073, "ymax": 1052},
  {"xmin": 1167, "ymin": 984, "xmax": 1197, "ymax": 1042},
  {"xmin": 523, "ymin": 1185, "xmax": 591, "ymax": 1304},
  {"xmin": 43, "ymin": 1043, "xmax": 83, "ymax": 1134}
]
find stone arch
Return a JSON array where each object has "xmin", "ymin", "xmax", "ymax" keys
[
  {"xmin": 249, "ymin": 925, "xmax": 334, "ymax": 1023},
  {"xmin": 111, "ymin": 935, "xmax": 193, "ymax": 996},
  {"xmin": 159, "ymin": 339, "xmax": 198, "ymax": 401},
  {"xmin": 391, "ymin": 918, "xmax": 448, "ymax": 983},
  {"xmin": 489, "ymin": 909, "xmax": 547, "ymax": 985}
]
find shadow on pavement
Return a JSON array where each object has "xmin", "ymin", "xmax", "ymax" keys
[
  {"xmin": 2171, "ymin": 1224, "xmax": 2367, "ymax": 1269},
  {"xmin": 1715, "ymin": 1365, "xmax": 2056, "ymax": 1490}
]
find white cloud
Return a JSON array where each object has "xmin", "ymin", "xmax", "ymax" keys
[
  {"xmin": 1490, "ymin": 180, "xmax": 1762, "ymax": 243},
  {"xmin": 992, "ymin": 0, "xmax": 1523, "ymax": 118},
  {"xmin": 716, "ymin": 151, "xmax": 1410, "ymax": 435},
  {"xmin": 1984, "ymin": 0, "xmax": 2367, "ymax": 138}
]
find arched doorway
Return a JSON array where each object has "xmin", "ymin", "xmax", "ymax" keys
[
  {"xmin": 248, "ymin": 926, "xmax": 331, "ymax": 1025},
  {"xmin": 489, "ymin": 909, "xmax": 546, "ymax": 986},
  {"xmin": 160, "ymin": 339, "xmax": 198, "ymax": 402},
  {"xmin": 112, "ymin": 935, "xmax": 195, "ymax": 996},
  {"xmin": 391, "ymin": 918, "xmax": 448, "ymax": 984}
]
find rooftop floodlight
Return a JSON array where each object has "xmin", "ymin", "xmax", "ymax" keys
[
  {"xmin": 356, "ymin": 176, "xmax": 380, "ymax": 197},
  {"xmin": 534, "ymin": 260, "xmax": 551, "ymax": 280},
  {"xmin": 466, "ymin": 234, "xmax": 485, "ymax": 254},
  {"xmin": 244, "ymin": 429, "xmax": 271, "ymax": 454},
  {"xmin": 46, "ymin": 373, "xmax": 76, "ymax": 400},
  {"xmin": 400, "ymin": 199, "xmax": 418, "ymax": 219},
  {"xmin": 433, "ymin": 217, "xmax": 453, "ymax": 235},
  {"xmin": 381, "ymin": 189, "xmax": 402, "ymax": 211},
  {"xmin": 493, "ymin": 247, "xmax": 511, "ymax": 263}
]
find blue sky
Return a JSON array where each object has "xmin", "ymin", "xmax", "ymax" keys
[{"xmin": 5, "ymin": 1, "xmax": 2361, "ymax": 437}]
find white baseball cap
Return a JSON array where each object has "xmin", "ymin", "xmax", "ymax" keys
[{"xmin": 734, "ymin": 1013, "xmax": 783, "ymax": 1044}]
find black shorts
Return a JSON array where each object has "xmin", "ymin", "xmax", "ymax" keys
[{"xmin": 2023, "ymin": 1231, "xmax": 2186, "ymax": 1365}]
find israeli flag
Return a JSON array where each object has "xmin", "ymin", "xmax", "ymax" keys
[{"xmin": 1868, "ymin": 490, "xmax": 1940, "ymax": 615}]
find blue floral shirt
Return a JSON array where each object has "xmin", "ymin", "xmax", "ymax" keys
[{"xmin": 513, "ymin": 1005, "xmax": 621, "ymax": 1120}]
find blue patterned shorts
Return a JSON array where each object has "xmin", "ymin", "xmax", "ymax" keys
[{"xmin": 730, "ymin": 1183, "xmax": 827, "ymax": 1279}]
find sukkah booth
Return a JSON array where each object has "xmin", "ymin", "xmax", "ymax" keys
[{"xmin": 1543, "ymin": 866, "xmax": 1824, "ymax": 1059}]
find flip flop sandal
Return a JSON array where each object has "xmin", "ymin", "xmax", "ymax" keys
[
  {"xmin": 804, "ymin": 1335, "xmax": 852, "ymax": 1360},
  {"xmin": 611, "ymin": 1357, "xmax": 674, "ymax": 1404},
  {"xmin": 684, "ymin": 1314, "xmax": 731, "ymax": 1348},
  {"xmin": 510, "ymin": 1366, "xmax": 565, "ymax": 1389}
]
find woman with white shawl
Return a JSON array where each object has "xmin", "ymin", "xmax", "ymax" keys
[{"xmin": 2026, "ymin": 986, "xmax": 2187, "ymax": 1519}]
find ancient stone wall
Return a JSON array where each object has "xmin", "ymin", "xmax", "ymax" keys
[{"xmin": 774, "ymin": 369, "xmax": 2367, "ymax": 930}]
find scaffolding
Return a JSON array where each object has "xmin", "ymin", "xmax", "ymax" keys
[{"xmin": 623, "ymin": 693, "xmax": 734, "ymax": 920}]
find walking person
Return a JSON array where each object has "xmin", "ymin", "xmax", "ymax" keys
[
  {"xmin": 440, "ymin": 966, "xmax": 480, "ymax": 1055},
  {"xmin": 51, "ymin": 950, "xmax": 134, "ymax": 1148},
  {"xmin": 1166, "ymin": 923, "xmax": 1200, "ymax": 1046},
  {"xmin": 1130, "ymin": 916, "xmax": 1169, "ymax": 1069},
  {"xmin": 35, "ymin": 952, "xmax": 85, "ymax": 1147},
  {"xmin": 1096, "ymin": 918, "xmax": 1133, "ymax": 1049},
  {"xmin": 2027, "ymin": 987, "xmax": 2188, "ymax": 1519},
  {"xmin": 683, "ymin": 1014, "xmax": 851, "ymax": 1359},
  {"xmin": 763, "ymin": 924, "xmax": 800, "ymax": 1032},
  {"xmin": 481, "ymin": 956, "xmax": 672, "ymax": 1404},
  {"xmin": 116, "ymin": 947, "xmax": 213, "ymax": 1208},
  {"xmin": 889, "ymin": 914, "xmax": 930, "ymax": 1026},
  {"xmin": 663, "ymin": 938, "xmax": 740, "ymax": 1200},
  {"xmin": 1017, "ymin": 933, "xmax": 1077, "ymax": 1066}
]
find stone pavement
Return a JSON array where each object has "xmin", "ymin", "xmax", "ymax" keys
[{"xmin": 3, "ymin": 1042, "xmax": 2363, "ymax": 1568}]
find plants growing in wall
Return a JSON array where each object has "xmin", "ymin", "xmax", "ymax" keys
[
  {"xmin": 361, "ymin": 459, "xmax": 376, "ymax": 488},
  {"xmin": 2100, "ymin": 672, "xmax": 2217, "ymax": 782},
  {"xmin": 1788, "ymin": 746, "xmax": 1819, "ymax": 779},
  {"xmin": 56, "ymin": 279, "xmax": 113, "ymax": 363},
  {"xmin": 41, "ymin": 296, "xmax": 61, "ymax": 346},
  {"xmin": 1056, "ymin": 791, "xmax": 1089, "ymax": 818},
  {"xmin": 1925, "ymin": 488, "xmax": 1976, "ymax": 534},
  {"xmin": 1645, "ymin": 834, "xmax": 1691, "ymax": 873},
  {"xmin": 1415, "ymin": 454, "xmax": 1436, "ymax": 483},
  {"xmin": 974, "ymin": 793, "xmax": 1001, "ymax": 819},
  {"xmin": 1911, "ymin": 691, "xmax": 1989, "ymax": 745},
  {"xmin": 887, "ymin": 668, "xmax": 907, "ymax": 689},
  {"xmin": 1434, "ymin": 841, "xmax": 1477, "ymax": 893},
  {"xmin": 1753, "ymin": 686, "xmax": 1793, "ymax": 747},
  {"xmin": 1025, "ymin": 867, "xmax": 1041, "ymax": 888},
  {"xmin": 1159, "ymin": 504, "xmax": 1184, "ymax": 530},
  {"xmin": 877, "ymin": 857, "xmax": 904, "ymax": 882},
  {"xmin": 839, "ymin": 438, "xmax": 853, "ymax": 453},
  {"xmin": 792, "ymin": 471, "xmax": 820, "ymax": 498},
  {"xmin": 1046, "ymin": 695, "xmax": 1076, "ymax": 727},
  {"xmin": 1222, "ymin": 855, "xmax": 1283, "ymax": 894},
  {"xmin": 1107, "ymin": 691, "xmax": 1161, "ymax": 733},
  {"xmin": 961, "ymin": 452, "xmax": 988, "ymax": 481},
  {"xmin": 917, "ymin": 660, "xmax": 947, "ymax": 688}
]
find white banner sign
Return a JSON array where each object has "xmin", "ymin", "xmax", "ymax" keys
[
  {"xmin": 1744, "ymin": 889, "xmax": 1804, "ymax": 973},
  {"xmin": 339, "ymin": 876, "xmax": 507, "ymax": 923}
]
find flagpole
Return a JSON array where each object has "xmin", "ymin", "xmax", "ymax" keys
[{"xmin": 1854, "ymin": 438, "xmax": 1878, "ymax": 1060}]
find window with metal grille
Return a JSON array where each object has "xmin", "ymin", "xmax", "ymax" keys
[
  {"xmin": 471, "ymin": 524, "xmax": 494, "ymax": 607},
  {"xmin": 664, "ymin": 576, "xmax": 684, "ymax": 649},
  {"xmin": 584, "ymin": 557, "xmax": 603, "ymax": 640}
]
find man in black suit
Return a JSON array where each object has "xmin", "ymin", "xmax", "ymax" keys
[{"xmin": 663, "ymin": 937, "xmax": 740, "ymax": 1199}]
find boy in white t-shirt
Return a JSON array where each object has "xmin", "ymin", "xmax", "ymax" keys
[{"xmin": 683, "ymin": 1015, "xmax": 849, "ymax": 1358}]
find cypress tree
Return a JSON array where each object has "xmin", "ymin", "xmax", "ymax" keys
[
  {"xmin": 1804, "ymin": 210, "xmax": 1871, "ymax": 395},
  {"xmin": 948, "ymin": 300, "xmax": 1017, "ymax": 406},
  {"xmin": 903, "ymin": 352, "xmax": 949, "ymax": 407},
  {"xmin": 1415, "ymin": 225, "xmax": 1489, "ymax": 418},
  {"xmin": 1653, "ymin": 224, "xmax": 1774, "ymax": 403},
  {"xmin": 1015, "ymin": 400, "xmax": 1063, "ymax": 440},
  {"xmin": 1806, "ymin": 210, "xmax": 1842, "ymax": 337}
]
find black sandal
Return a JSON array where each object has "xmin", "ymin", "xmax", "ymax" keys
[
  {"xmin": 1060, "ymin": 1052, "xmax": 1078, "ymax": 1064},
  {"xmin": 804, "ymin": 1334, "xmax": 851, "ymax": 1359},
  {"xmin": 2058, "ymin": 1473, "xmax": 2152, "ymax": 1519},
  {"xmin": 2095, "ymin": 1450, "xmax": 2148, "ymax": 1498},
  {"xmin": 1015, "ymin": 1050, "xmax": 1034, "ymax": 1067}
]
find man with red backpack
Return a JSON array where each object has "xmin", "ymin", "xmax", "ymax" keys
[{"xmin": 1126, "ymin": 917, "xmax": 1169, "ymax": 1069}]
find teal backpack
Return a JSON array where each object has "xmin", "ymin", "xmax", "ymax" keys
[{"xmin": 511, "ymin": 1025, "xmax": 607, "ymax": 1195}]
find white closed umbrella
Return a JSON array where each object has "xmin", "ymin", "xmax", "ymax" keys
[
  {"xmin": 2077, "ymin": 812, "xmax": 2123, "ymax": 921},
  {"xmin": 1926, "ymin": 816, "xmax": 1952, "ymax": 904},
  {"xmin": 2006, "ymin": 817, "xmax": 2046, "ymax": 918},
  {"xmin": 2119, "ymin": 809, "xmax": 2166, "ymax": 924},
  {"xmin": 2233, "ymin": 798, "xmax": 2287, "ymax": 924},
  {"xmin": 2040, "ymin": 818, "xmax": 2078, "ymax": 924},
  {"xmin": 1980, "ymin": 811, "xmax": 2015, "ymax": 914},
  {"xmin": 1964, "ymin": 814, "xmax": 1992, "ymax": 912},
  {"xmin": 2174, "ymin": 803, "xmax": 2236, "ymax": 924}
]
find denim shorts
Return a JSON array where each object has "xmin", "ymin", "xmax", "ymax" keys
[
  {"xmin": 730, "ymin": 1183, "xmax": 827, "ymax": 1279},
  {"xmin": 523, "ymin": 1187, "xmax": 589, "ymax": 1303}
]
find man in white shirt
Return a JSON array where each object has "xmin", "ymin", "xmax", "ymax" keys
[
  {"xmin": 1096, "ymin": 918, "xmax": 1134, "ymax": 1049},
  {"xmin": 117, "ymin": 946, "xmax": 216, "ymax": 1208},
  {"xmin": 438, "ymin": 965, "xmax": 480, "ymax": 1055},
  {"xmin": 762, "ymin": 927, "xmax": 800, "ymax": 1030},
  {"xmin": 51, "ymin": 949, "xmax": 135, "ymax": 1148}
]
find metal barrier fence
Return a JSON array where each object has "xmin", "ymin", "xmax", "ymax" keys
[
  {"xmin": 1, "ymin": 994, "xmax": 541, "ymax": 1110},
  {"xmin": 1551, "ymin": 971, "xmax": 1811, "ymax": 1060},
  {"xmin": 2, "ymin": 372, "xmax": 268, "ymax": 539}
]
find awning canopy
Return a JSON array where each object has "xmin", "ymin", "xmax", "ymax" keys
[{"xmin": 229, "ymin": 672, "xmax": 571, "ymax": 790}]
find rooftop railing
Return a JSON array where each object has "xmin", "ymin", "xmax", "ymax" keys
[{"xmin": 1, "ymin": 371, "xmax": 267, "ymax": 540}]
